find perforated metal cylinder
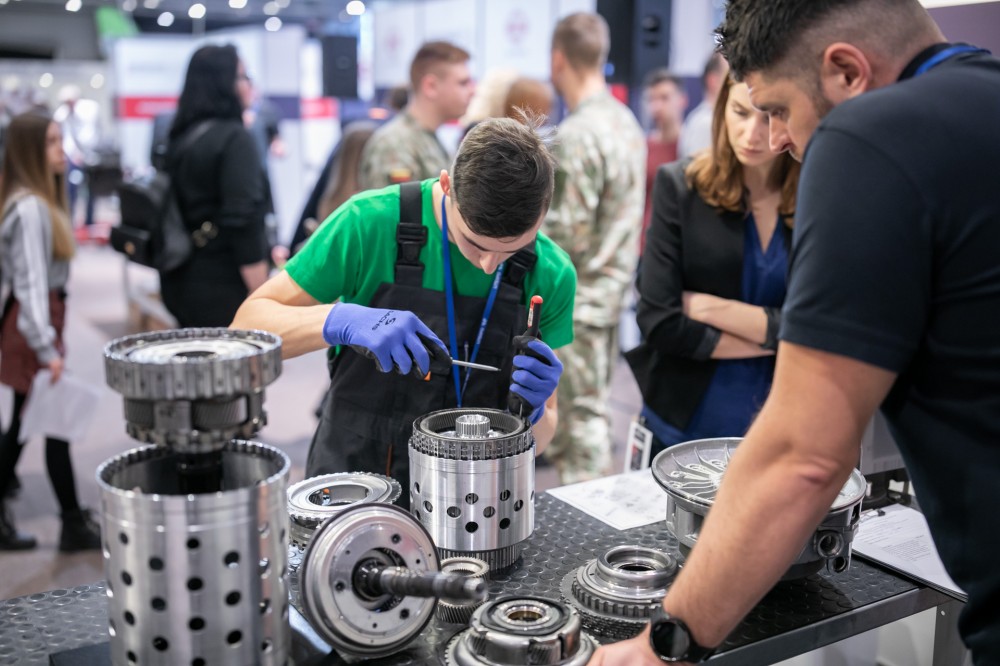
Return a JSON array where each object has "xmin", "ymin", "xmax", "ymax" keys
[
  {"xmin": 409, "ymin": 409, "xmax": 535, "ymax": 571},
  {"xmin": 97, "ymin": 440, "xmax": 290, "ymax": 666}
]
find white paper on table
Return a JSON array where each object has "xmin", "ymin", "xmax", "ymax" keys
[
  {"xmin": 546, "ymin": 470, "xmax": 666, "ymax": 531},
  {"xmin": 20, "ymin": 370, "xmax": 103, "ymax": 443},
  {"xmin": 853, "ymin": 503, "xmax": 967, "ymax": 602}
]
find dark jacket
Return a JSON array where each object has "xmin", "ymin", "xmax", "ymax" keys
[{"xmin": 626, "ymin": 159, "xmax": 792, "ymax": 430}]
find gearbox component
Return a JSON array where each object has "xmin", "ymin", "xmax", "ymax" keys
[
  {"xmin": 436, "ymin": 556, "xmax": 491, "ymax": 624},
  {"xmin": 561, "ymin": 545, "xmax": 678, "ymax": 639},
  {"xmin": 300, "ymin": 503, "xmax": 487, "ymax": 658},
  {"xmin": 409, "ymin": 409, "xmax": 535, "ymax": 571},
  {"xmin": 651, "ymin": 437, "xmax": 867, "ymax": 578},
  {"xmin": 287, "ymin": 472, "xmax": 402, "ymax": 549},
  {"xmin": 104, "ymin": 328, "xmax": 282, "ymax": 453},
  {"xmin": 445, "ymin": 596, "xmax": 597, "ymax": 666}
]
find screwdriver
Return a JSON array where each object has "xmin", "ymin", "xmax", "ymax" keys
[
  {"xmin": 451, "ymin": 359, "xmax": 499, "ymax": 372},
  {"xmin": 507, "ymin": 295, "xmax": 545, "ymax": 419}
]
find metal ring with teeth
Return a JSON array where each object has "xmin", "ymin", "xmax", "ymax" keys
[
  {"xmin": 436, "ymin": 557, "xmax": 490, "ymax": 624},
  {"xmin": 287, "ymin": 472, "xmax": 402, "ymax": 549},
  {"xmin": 560, "ymin": 545, "xmax": 679, "ymax": 640},
  {"xmin": 445, "ymin": 596, "xmax": 596, "ymax": 666}
]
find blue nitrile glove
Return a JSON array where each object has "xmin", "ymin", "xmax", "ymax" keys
[
  {"xmin": 510, "ymin": 339, "xmax": 563, "ymax": 425},
  {"xmin": 322, "ymin": 303, "xmax": 448, "ymax": 376}
]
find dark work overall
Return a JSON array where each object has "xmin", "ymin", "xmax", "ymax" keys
[{"xmin": 306, "ymin": 182, "xmax": 535, "ymax": 507}]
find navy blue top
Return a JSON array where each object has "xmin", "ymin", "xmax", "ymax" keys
[{"xmin": 644, "ymin": 214, "xmax": 787, "ymax": 446}]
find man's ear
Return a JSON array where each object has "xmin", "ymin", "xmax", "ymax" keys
[
  {"xmin": 439, "ymin": 170, "xmax": 451, "ymax": 196},
  {"xmin": 820, "ymin": 42, "xmax": 873, "ymax": 103}
]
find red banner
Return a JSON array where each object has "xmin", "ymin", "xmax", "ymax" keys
[
  {"xmin": 117, "ymin": 96, "xmax": 179, "ymax": 119},
  {"xmin": 300, "ymin": 97, "xmax": 338, "ymax": 120}
]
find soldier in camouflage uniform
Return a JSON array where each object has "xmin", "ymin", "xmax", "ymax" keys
[
  {"xmin": 359, "ymin": 41, "xmax": 474, "ymax": 191},
  {"xmin": 544, "ymin": 13, "xmax": 647, "ymax": 484}
]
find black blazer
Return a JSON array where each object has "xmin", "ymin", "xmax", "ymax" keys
[{"xmin": 625, "ymin": 159, "xmax": 792, "ymax": 430}]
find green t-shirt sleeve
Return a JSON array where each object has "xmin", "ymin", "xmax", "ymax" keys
[
  {"xmin": 532, "ymin": 236, "xmax": 577, "ymax": 351},
  {"xmin": 284, "ymin": 199, "xmax": 366, "ymax": 303}
]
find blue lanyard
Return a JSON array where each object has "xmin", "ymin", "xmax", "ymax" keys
[
  {"xmin": 914, "ymin": 44, "xmax": 986, "ymax": 77},
  {"xmin": 440, "ymin": 195, "xmax": 504, "ymax": 407}
]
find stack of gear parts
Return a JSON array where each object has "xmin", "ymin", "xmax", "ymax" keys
[
  {"xmin": 287, "ymin": 472, "xmax": 402, "ymax": 549},
  {"xmin": 409, "ymin": 408, "xmax": 535, "ymax": 571},
  {"xmin": 436, "ymin": 556, "xmax": 491, "ymax": 624},
  {"xmin": 298, "ymin": 503, "xmax": 489, "ymax": 658},
  {"xmin": 99, "ymin": 328, "xmax": 290, "ymax": 666},
  {"xmin": 560, "ymin": 545, "xmax": 679, "ymax": 640},
  {"xmin": 651, "ymin": 437, "xmax": 868, "ymax": 579},
  {"xmin": 446, "ymin": 596, "xmax": 598, "ymax": 666}
]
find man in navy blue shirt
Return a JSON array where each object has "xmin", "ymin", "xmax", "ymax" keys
[{"xmin": 591, "ymin": 1, "xmax": 1000, "ymax": 664}]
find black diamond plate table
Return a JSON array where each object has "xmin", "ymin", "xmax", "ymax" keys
[{"xmin": 0, "ymin": 493, "xmax": 961, "ymax": 665}]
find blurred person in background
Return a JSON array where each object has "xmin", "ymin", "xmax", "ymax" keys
[
  {"xmin": 160, "ymin": 44, "xmax": 269, "ymax": 328},
  {"xmin": 0, "ymin": 111, "xmax": 102, "ymax": 552},
  {"xmin": 627, "ymin": 76, "xmax": 799, "ymax": 456},
  {"xmin": 679, "ymin": 52, "xmax": 730, "ymax": 158},
  {"xmin": 503, "ymin": 78, "xmax": 556, "ymax": 124},
  {"xmin": 545, "ymin": 12, "xmax": 646, "ymax": 484},
  {"xmin": 359, "ymin": 41, "xmax": 474, "ymax": 190},
  {"xmin": 53, "ymin": 85, "xmax": 101, "ymax": 228},
  {"xmin": 640, "ymin": 69, "xmax": 688, "ymax": 253}
]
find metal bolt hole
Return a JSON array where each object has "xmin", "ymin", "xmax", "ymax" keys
[
  {"xmin": 149, "ymin": 557, "xmax": 164, "ymax": 571},
  {"xmin": 500, "ymin": 490, "xmax": 511, "ymax": 501},
  {"xmin": 224, "ymin": 551, "xmax": 240, "ymax": 567},
  {"xmin": 465, "ymin": 522, "xmax": 479, "ymax": 534},
  {"xmin": 423, "ymin": 500, "xmax": 433, "ymax": 513},
  {"xmin": 187, "ymin": 577, "xmax": 203, "ymax": 591},
  {"xmin": 186, "ymin": 538, "xmax": 200, "ymax": 550},
  {"xmin": 227, "ymin": 630, "xmax": 242, "ymax": 645},
  {"xmin": 499, "ymin": 518, "xmax": 511, "ymax": 530},
  {"xmin": 151, "ymin": 597, "xmax": 166, "ymax": 611},
  {"xmin": 447, "ymin": 506, "xmax": 461, "ymax": 518},
  {"xmin": 189, "ymin": 617, "xmax": 205, "ymax": 631},
  {"xmin": 514, "ymin": 500, "xmax": 523, "ymax": 512},
  {"xmin": 152, "ymin": 636, "xmax": 169, "ymax": 651},
  {"xmin": 483, "ymin": 506, "xmax": 496, "ymax": 518},
  {"xmin": 121, "ymin": 571, "xmax": 132, "ymax": 586},
  {"xmin": 260, "ymin": 599, "xmax": 271, "ymax": 615},
  {"xmin": 119, "ymin": 532, "xmax": 128, "ymax": 546},
  {"xmin": 226, "ymin": 591, "xmax": 241, "ymax": 606},
  {"xmin": 124, "ymin": 611, "xmax": 135, "ymax": 625},
  {"xmin": 465, "ymin": 493, "xmax": 479, "ymax": 505}
]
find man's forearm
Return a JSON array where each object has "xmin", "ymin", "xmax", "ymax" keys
[
  {"xmin": 531, "ymin": 395, "xmax": 558, "ymax": 454},
  {"xmin": 231, "ymin": 297, "xmax": 331, "ymax": 359}
]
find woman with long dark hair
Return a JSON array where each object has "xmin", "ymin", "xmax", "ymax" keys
[
  {"xmin": 0, "ymin": 111, "xmax": 101, "ymax": 551},
  {"xmin": 627, "ymin": 76, "xmax": 800, "ymax": 455},
  {"xmin": 160, "ymin": 44, "xmax": 269, "ymax": 327}
]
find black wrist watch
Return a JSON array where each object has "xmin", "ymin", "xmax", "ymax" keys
[{"xmin": 648, "ymin": 606, "xmax": 716, "ymax": 663}]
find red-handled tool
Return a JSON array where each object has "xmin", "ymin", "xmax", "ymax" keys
[{"xmin": 507, "ymin": 296, "xmax": 545, "ymax": 418}]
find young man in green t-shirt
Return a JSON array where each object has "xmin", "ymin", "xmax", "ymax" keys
[{"xmin": 232, "ymin": 117, "xmax": 577, "ymax": 498}]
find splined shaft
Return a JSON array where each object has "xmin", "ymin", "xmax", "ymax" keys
[{"xmin": 357, "ymin": 564, "xmax": 488, "ymax": 603}]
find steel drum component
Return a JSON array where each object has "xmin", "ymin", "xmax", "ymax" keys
[
  {"xmin": 98, "ymin": 439, "xmax": 291, "ymax": 666},
  {"xmin": 445, "ymin": 596, "xmax": 597, "ymax": 666},
  {"xmin": 651, "ymin": 437, "xmax": 867, "ymax": 578},
  {"xmin": 299, "ymin": 503, "xmax": 487, "ymax": 658},
  {"xmin": 104, "ymin": 328, "xmax": 282, "ymax": 453},
  {"xmin": 287, "ymin": 472, "xmax": 402, "ymax": 549},
  {"xmin": 560, "ymin": 545, "xmax": 679, "ymax": 639},
  {"xmin": 409, "ymin": 408, "xmax": 535, "ymax": 571},
  {"xmin": 436, "ymin": 556, "xmax": 491, "ymax": 624}
]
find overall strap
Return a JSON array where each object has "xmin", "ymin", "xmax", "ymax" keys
[
  {"xmin": 394, "ymin": 181, "xmax": 428, "ymax": 287},
  {"xmin": 501, "ymin": 245, "xmax": 538, "ymax": 296}
]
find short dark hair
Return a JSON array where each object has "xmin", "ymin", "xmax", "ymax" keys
[
  {"xmin": 171, "ymin": 44, "xmax": 243, "ymax": 139},
  {"xmin": 451, "ymin": 117, "xmax": 555, "ymax": 239},
  {"xmin": 643, "ymin": 68, "xmax": 684, "ymax": 91},
  {"xmin": 552, "ymin": 12, "xmax": 610, "ymax": 72},
  {"xmin": 718, "ymin": 0, "xmax": 933, "ymax": 80},
  {"xmin": 409, "ymin": 41, "xmax": 470, "ymax": 91}
]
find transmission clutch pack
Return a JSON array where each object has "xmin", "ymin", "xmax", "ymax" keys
[{"xmin": 287, "ymin": 472, "xmax": 401, "ymax": 549}]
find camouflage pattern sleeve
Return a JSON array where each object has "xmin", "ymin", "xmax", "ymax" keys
[{"xmin": 357, "ymin": 113, "xmax": 451, "ymax": 192}]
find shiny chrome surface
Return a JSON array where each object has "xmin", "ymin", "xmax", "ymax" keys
[
  {"xmin": 287, "ymin": 472, "xmax": 401, "ymax": 549},
  {"xmin": 446, "ymin": 596, "xmax": 596, "ymax": 666},
  {"xmin": 97, "ymin": 440, "xmax": 291, "ymax": 666},
  {"xmin": 651, "ymin": 437, "xmax": 867, "ymax": 578},
  {"xmin": 409, "ymin": 408, "xmax": 535, "ymax": 571},
  {"xmin": 436, "ymin": 556, "xmax": 491, "ymax": 624}
]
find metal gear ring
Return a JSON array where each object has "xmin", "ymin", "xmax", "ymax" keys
[
  {"xmin": 287, "ymin": 472, "xmax": 402, "ymax": 549},
  {"xmin": 445, "ymin": 596, "xmax": 597, "ymax": 666},
  {"xmin": 435, "ymin": 557, "xmax": 490, "ymax": 624},
  {"xmin": 561, "ymin": 545, "xmax": 679, "ymax": 640}
]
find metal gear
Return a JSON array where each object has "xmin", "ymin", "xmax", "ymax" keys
[
  {"xmin": 445, "ymin": 596, "xmax": 597, "ymax": 666},
  {"xmin": 436, "ymin": 557, "xmax": 490, "ymax": 624},
  {"xmin": 560, "ymin": 545, "xmax": 679, "ymax": 640},
  {"xmin": 287, "ymin": 472, "xmax": 402, "ymax": 549}
]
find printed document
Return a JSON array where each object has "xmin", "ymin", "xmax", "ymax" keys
[{"xmin": 547, "ymin": 470, "xmax": 667, "ymax": 531}]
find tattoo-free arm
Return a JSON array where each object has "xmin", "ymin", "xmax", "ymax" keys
[{"xmin": 230, "ymin": 271, "xmax": 332, "ymax": 359}]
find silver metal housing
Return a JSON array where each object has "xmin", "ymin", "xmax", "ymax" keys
[
  {"xmin": 409, "ymin": 408, "xmax": 535, "ymax": 571},
  {"xmin": 97, "ymin": 439, "xmax": 291, "ymax": 666},
  {"xmin": 561, "ymin": 545, "xmax": 678, "ymax": 639},
  {"xmin": 104, "ymin": 328, "xmax": 282, "ymax": 453},
  {"xmin": 287, "ymin": 472, "xmax": 401, "ymax": 549},
  {"xmin": 651, "ymin": 437, "xmax": 867, "ymax": 578},
  {"xmin": 446, "ymin": 596, "xmax": 597, "ymax": 666}
]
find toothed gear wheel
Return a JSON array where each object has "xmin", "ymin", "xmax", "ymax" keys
[
  {"xmin": 559, "ymin": 545, "xmax": 679, "ymax": 639},
  {"xmin": 287, "ymin": 472, "xmax": 402, "ymax": 549},
  {"xmin": 435, "ymin": 557, "xmax": 490, "ymax": 624}
]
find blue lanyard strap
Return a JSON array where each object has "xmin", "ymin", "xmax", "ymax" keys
[
  {"xmin": 440, "ymin": 195, "xmax": 504, "ymax": 407},
  {"xmin": 914, "ymin": 44, "xmax": 986, "ymax": 77}
]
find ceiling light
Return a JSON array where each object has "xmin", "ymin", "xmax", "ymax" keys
[
  {"xmin": 188, "ymin": 2, "xmax": 205, "ymax": 18},
  {"xmin": 345, "ymin": 0, "xmax": 365, "ymax": 15},
  {"xmin": 143, "ymin": 0, "xmax": 159, "ymax": 8},
  {"xmin": 264, "ymin": 16, "xmax": 281, "ymax": 31},
  {"xmin": 263, "ymin": 1, "xmax": 279, "ymax": 15},
  {"xmin": 157, "ymin": 10, "xmax": 174, "ymax": 26},
  {"xmin": 0, "ymin": 0, "xmax": 10, "ymax": 6},
  {"xmin": 65, "ymin": 0, "xmax": 81, "ymax": 11},
  {"xmin": 229, "ymin": 0, "xmax": 247, "ymax": 7},
  {"xmin": 39, "ymin": 73, "xmax": 54, "ymax": 88},
  {"xmin": 90, "ymin": 73, "xmax": 105, "ymax": 89},
  {"xmin": 122, "ymin": 0, "xmax": 136, "ymax": 10}
]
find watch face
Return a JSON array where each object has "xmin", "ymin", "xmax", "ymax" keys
[{"xmin": 650, "ymin": 619, "xmax": 691, "ymax": 660}]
